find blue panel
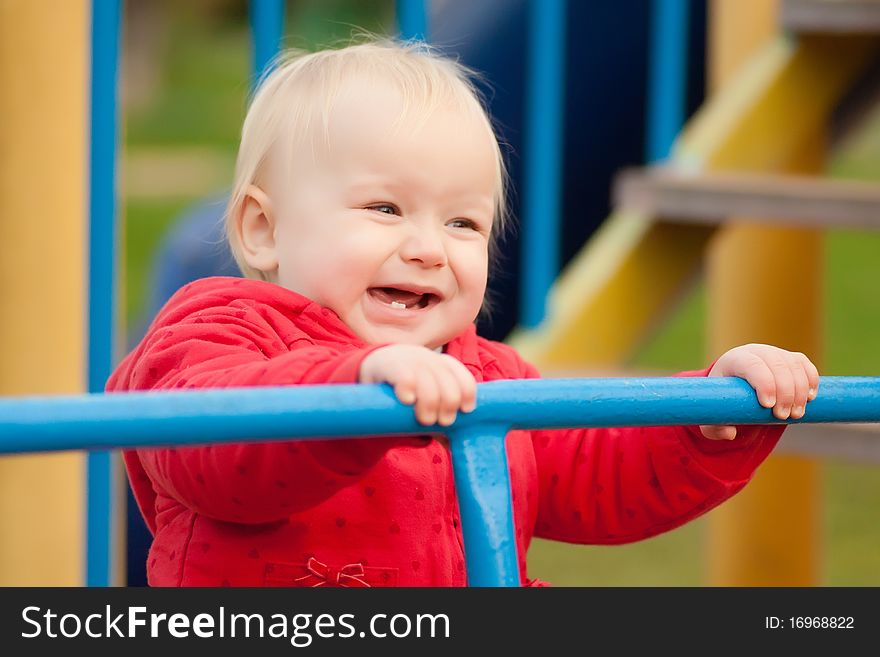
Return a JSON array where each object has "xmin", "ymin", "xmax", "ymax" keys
[
  {"xmin": 250, "ymin": 0, "xmax": 285, "ymax": 83},
  {"xmin": 397, "ymin": 0, "xmax": 429, "ymax": 41},
  {"xmin": 520, "ymin": 0, "xmax": 566, "ymax": 328},
  {"xmin": 449, "ymin": 425, "xmax": 520, "ymax": 586},
  {"xmin": 646, "ymin": 0, "xmax": 689, "ymax": 162},
  {"xmin": 87, "ymin": 0, "xmax": 121, "ymax": 588}
]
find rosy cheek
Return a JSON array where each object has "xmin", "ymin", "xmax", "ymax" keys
[{"xmin": 458, "ymin": 255, "xmax": 489, "ymax": 293}]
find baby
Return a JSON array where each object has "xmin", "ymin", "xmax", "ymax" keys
[{"xmin": 108, "ymin": 39, "xmax": 819, "ymax": 587}]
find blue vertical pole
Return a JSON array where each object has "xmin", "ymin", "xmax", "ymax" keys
[
  {"xmin": 88, "ymin": 0, "xmax": 121, "ymax": 587},
  {"xmin": 396, "ymin": 0, "xmax": 429, "ymax": 41},
  {"xmin": 448, "ymin": 425, "xmax": 520, "ymax": 587},
  {"xmin": 520, "ymin": 0, "xmax": 567, "ymax": 329},
  {"xmin": 646, "ymin": 0, "xmax": 690, "ymax": 162},
  {"xmin": 250, "ymin": 0, "xmax": 285, "ymax": 84}
]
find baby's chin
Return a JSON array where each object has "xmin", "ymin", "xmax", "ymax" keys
[
  {"xmin": 347, "ymin": 319, "xmax": 446, "ymax": 350},
  {"xmin": 363, "ymin": 328, "xmax": 444, "ymax": 350}
]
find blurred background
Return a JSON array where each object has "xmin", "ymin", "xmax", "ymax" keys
[{"xmin": 1, "ymin": 0, "xmax": 879, "ymax": 586}]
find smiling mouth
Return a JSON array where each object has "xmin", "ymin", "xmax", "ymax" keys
[{"xmin": 368, "ymin": 287, "xmax": 441, "ymax": 310}]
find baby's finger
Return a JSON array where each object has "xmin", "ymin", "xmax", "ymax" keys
[
  {"xmin": 803, "ymin": 355, "xmax": 820, "ymax": 400},
  {"xmin": 700, "ymin": 424, "xmax": 738, "ymax": 441},
  {"xmin": 392, "ymin": 369, "xmax": 418, "ymax": 405},
  {"xmin": 788, "ymin": 355, "xmax": 810, "ymax": 420},
  {"xmin": 442, "ymin": 355, "xmax": 477, "ymax": 413},
  {"xmin": 735, "ymin": 351, "xmax": 777, "ymax": 409},
  {"xmin": 759, "ymin": 350, "xmax": 795, "ymax": 420},
  {"xmin": 414, "ymin": 369, "xmax": 442, "ymax": 426},
  {"xmin": 432, "ymin": 362, "xmax": 463, "ymax": 427}
]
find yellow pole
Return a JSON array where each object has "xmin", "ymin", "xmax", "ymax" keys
[
  {"xmin": 706, "ymin": 0, "xmax": 822, "ymax": 585},
  {"xmin": 0, "ymin": 0, "xmax": 89, "ymax": 584},
  {"xmin": 707, "ymin": 0, "xmax": 779, "ymax": 97}
]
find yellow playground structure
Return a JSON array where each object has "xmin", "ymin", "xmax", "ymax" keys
[{"xmin": 513, "ymin": 0, "xmax": 880, "ymax": 584}]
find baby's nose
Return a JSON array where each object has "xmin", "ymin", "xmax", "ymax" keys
[{"xmin": 400, "ymin": 231, "xmax": 447, "ymax": 267}]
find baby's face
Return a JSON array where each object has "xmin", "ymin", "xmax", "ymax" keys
[{"xmin": 264, "ymin": 80, "xmax": 497, "ymax": 349}]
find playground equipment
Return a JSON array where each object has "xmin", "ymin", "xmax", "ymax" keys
[
  {"xmin": 1, "ymin": 0, "xmax": 879, "ymax": 586},
  {"xmin": 3, "ymin": 376, "xmax": 880, "ymax": 586},
  {"xmin": 511, "ymin": 0, "xmax": 880, "ymax": 584}
]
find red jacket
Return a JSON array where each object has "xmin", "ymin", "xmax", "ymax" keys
[{"xmin": 108, "ymin": 277, "xmax": 783, "ymax": 586}]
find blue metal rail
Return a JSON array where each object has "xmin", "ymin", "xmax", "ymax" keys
[
  {"xmin": 646, "ymin": 0, "xmax": 690, "ymax": 163},
  {"xmin": 397, "ymin": 0, "xmax": 428, "ymax": 41},
  {"xmin": 3, "ymin": 376, "xmax": 879, "ymax": 586},
  {"xmin": 520, "ymin": 0, "xmax": 567, "ymax": 328},
  {"xmin": 250, "ymin": 0, "xmax": 285, "ymax": 82},
  {"xmin": 87, "ymin": 0, "xmax": 122, "ymax": 588}
]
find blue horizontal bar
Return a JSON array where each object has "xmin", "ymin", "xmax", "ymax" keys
[{"xmin": 1, "ymin": 377, "xmax": 878, "ymax": 455}]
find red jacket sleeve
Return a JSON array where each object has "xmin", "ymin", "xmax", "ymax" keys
[
  {"xmin": 519, "ymin": 360, "xmax": 785, "ymax": 544},
  {"xmin": 109, "ymin": 297, "xmax": 407, "ymax": 526}
]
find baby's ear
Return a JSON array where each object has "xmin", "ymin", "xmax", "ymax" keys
[{"xmin": 237, "ymin": 184, "xmax": 279, "ymax": 274}]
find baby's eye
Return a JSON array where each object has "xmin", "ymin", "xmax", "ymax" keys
[
  {"xmin": 366, "ymin": 203, "xmax": 400, "ymax": 216},
  {"xmin": 448, "ymin": 218, "xmax": 479, "ymax": 230}
]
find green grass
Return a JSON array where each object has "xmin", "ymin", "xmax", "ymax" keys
[
  {"xmin": 126, "ymin": 1, "xmax": 395, "ymax": 150},
  {"xmin": 825, "ymin": 461, "xmax": 880, "ymax": 585},
  {"xmin": 126, "ymin": 6, "xmax": 247, "ymax": 149},
  {"xmin": 124, "ymin": 198, "xmax": 200, "ymax": 327},
  {"xmin": 529, "ymin": 522, "xmax": 704, "ymax": 586}
]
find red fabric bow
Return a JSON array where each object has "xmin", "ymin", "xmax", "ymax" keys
[{"xmin": 294, "ymin": 557, "xmax": 371, "ymax": 587}]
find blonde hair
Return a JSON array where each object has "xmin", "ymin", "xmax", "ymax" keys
[{"xmin": 225, "ymin": 38, "xmax": 509, "ymax": 279}]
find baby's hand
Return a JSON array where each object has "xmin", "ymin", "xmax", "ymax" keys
[
  {"xmin": 360, "ymin": 345, "xmax": 477, "ymax": 426},
  {"xmin": 701, "ymin": 343, "xmax": 820, "ymax": 440}
]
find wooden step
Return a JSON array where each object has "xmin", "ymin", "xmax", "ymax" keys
[
  {"xmin": 613, "ymin": 167, "xmax": 880, "ymax": 230},
  {"xmin": 782, "ymin": 0, "xmax": 880, "ymax": 34}
]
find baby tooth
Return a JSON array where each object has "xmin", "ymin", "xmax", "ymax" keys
[{"xmin": 390, "ymin": 301, "xmax": 406, "ymax": 310}]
